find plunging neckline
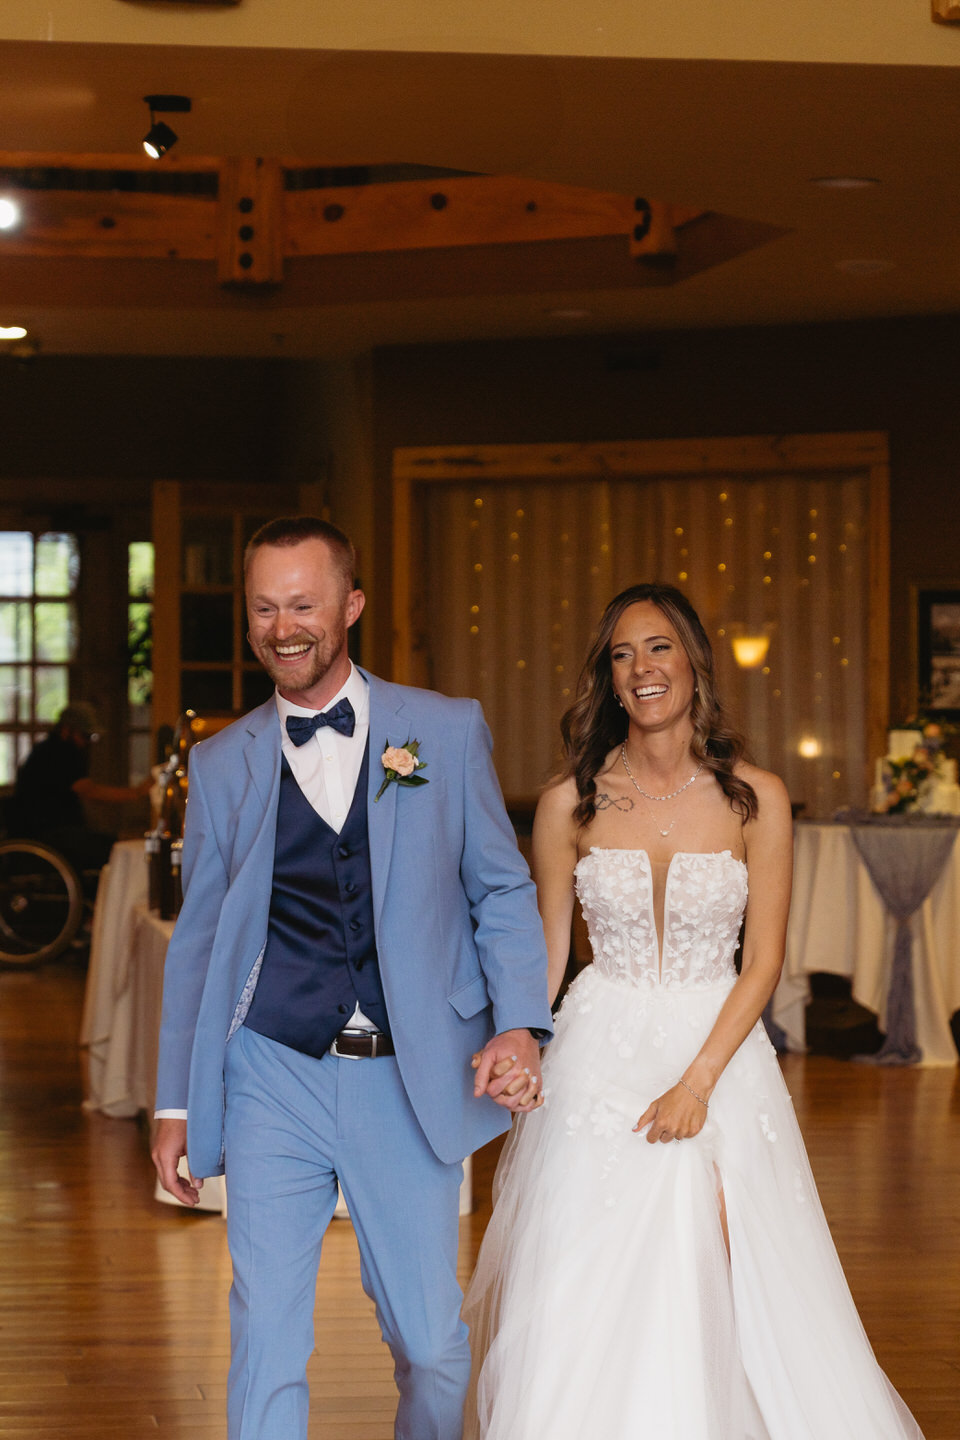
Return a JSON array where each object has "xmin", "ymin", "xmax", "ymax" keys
[{"xmin": 574, "ymin": 847, "xmax": 747, "ymax": 982}]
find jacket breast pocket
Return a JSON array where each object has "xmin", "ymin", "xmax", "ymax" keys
[{"xmin": 447, "ymin": 973, "xmax": 490, "ymax": 1020}]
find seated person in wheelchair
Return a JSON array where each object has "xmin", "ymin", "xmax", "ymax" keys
[{"xmin": 12, "ymin": 703, "xmax": 151, "ymax": 876}]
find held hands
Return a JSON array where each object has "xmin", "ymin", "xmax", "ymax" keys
[
  {"xmin": 633, "ymin": 1079, "xmax": 710, "ymax": 1144},
  {"xmin": 151, "ymin": 1116, "xmax": 204, "ymax": 1207},
  {"xmin": 471, "ymin": 1028, "xmax": 544, "ymax": 1113}
]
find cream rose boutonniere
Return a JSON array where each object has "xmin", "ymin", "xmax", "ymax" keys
[{"xmin": 375, "ymin": 739, "xmax": 429, "ymax": 801}]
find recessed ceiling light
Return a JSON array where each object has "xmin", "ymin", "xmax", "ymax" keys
[
  {"xmin": 0, "ymin": 197, "xmax": 22, "ymax": 230},
  {"xmin": 0, "ymin": 326, "xmax": 27, "ymax": 340},
  {"xmin": 810, "ymin": 176, "xmax": 881, "ymax": 190},
  {"xmin": 545, "ymin": 307, "xmax": 592, "ymax": 319},
  {"xmin": 836, "ymin": 258, "xmax": 895, "ymax": 276}
]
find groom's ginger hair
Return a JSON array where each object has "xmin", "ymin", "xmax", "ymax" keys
[{"xmin": 244, "ymin": 516, "xmax": 357, "ymax": 595}]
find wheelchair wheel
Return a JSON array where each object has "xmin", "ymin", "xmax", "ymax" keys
[{"xmin": 0, "ymin": 840, "xmax": 84, "ymax": 967}]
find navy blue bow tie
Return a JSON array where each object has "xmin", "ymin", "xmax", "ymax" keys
[{"xmin": 285, "ymin": 698, "xmax": 356, "ymax": 745}]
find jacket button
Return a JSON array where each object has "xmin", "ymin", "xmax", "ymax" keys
[{"xmin": 338, "ymin": 1003, "xmax": 349, "ymax": 1014}]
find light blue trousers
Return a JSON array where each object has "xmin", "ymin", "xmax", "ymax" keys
[{"xmin": 223, "ymin": 1025, "xmax": 470, "ymax": 1440}]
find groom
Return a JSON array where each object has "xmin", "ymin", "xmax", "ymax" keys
[{"xmin": 152, "ymin": 515, "xmax": 552, "ymax": 1440}]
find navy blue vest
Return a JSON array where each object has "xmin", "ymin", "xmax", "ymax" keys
[{"xmin": 243, "ymin": 740, "xmax": 389, "ymax": 1059}]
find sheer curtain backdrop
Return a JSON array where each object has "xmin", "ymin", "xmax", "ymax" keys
[{"xmin": 417, "ymin": 465, "xmax": 872, "ymax": 817}]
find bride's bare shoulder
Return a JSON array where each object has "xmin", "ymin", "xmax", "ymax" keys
[
  {"xmin": 734, "ymin": 761, "xmax": 791, "ymax": 820},
  {"xmin": 534, "ymin": 775, "xmax": 580, "ymax": 860},
  {"xmin": 536, "ymin": 773, "xmax": 578, "ymax": 822}
]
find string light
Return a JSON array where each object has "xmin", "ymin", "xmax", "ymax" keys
[{"xmin": 447, "ymin": 474, "xmax": 865, "ymax": 818}]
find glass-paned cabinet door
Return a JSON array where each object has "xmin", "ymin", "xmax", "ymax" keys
[{"xmin": 0, "ymin": 531, "xmax": 79, "ymax": 786}]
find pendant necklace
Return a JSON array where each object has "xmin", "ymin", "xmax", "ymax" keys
[{"xmin": 620, "ymin": 744, "xmax": 703, "ymax": 838}]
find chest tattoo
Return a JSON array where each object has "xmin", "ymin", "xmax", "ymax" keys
[{"xmin": 595, "ymin": 792, "xmax": 635, "ymax": 812}]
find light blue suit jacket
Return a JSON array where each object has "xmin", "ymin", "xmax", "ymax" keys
[{"xmin": 155, "ymin": 670, "xmax": 553, "ymax": 1174}]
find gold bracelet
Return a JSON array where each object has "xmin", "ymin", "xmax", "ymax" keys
[{"xmin": 679, "ymin": 1077, "xmax": 708, "ymax": 1109}]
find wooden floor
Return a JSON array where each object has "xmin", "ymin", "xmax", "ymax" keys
[{"xmin": 1, "ymin": 956, "xmax": 957, "ymax": 1439}]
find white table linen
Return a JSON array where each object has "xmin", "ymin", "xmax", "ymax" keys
[
  {"xmin": 774, "ymin": 822, "xmax": 960, "ymax": 1066},
  {"xmin": 80, "ymin": 839, "xmax": 150, "ymax": 1117}
]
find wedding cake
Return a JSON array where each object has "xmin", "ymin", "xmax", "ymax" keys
[{"xmin": 871, "ymin": 724, "xmax": 960, "ymax": 815}]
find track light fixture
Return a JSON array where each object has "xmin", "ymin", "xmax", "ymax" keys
[{"xmin": 143, "ymin": 94, "xmax": 192, "ymax": 159}]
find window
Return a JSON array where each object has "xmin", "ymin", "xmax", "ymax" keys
[
  {"xmin": 0, "ymin": 532, "xmax": 79, "ymax": 786},
  {"xmin": 128, "ymin": 540, "xmax": 154, "ymax": 783}
]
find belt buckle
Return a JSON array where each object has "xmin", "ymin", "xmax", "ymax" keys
[{"xmin": 331, "ymin": 1029, "xmax": 378, "ymax": 1060}]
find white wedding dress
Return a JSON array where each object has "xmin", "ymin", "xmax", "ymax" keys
[{"xmin": 463, "ymin": 848, "xmax": 924, "ymax": 1440}]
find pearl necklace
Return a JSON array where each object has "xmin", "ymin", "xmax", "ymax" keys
[{"xmin": 620, "ymin": 745, "xmax": 703, "ymax": 837}]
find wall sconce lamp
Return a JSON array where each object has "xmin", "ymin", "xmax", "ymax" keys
[
  {"xmin": 143, "ymin": 94, "xmax": 192, "ymax": 159},
  {"xmin": 730, "ymin": 633, "xmax": 771, "ymax": 669}
]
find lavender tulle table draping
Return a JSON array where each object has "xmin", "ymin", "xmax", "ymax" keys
[{"xmin": 773, "ymin": 818, "xmax": 960, "ymax": 1066}]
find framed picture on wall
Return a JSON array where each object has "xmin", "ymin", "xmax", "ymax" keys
[{"xmin": 917, "ymin": 586, "xmax": 960, "ymax": 716}]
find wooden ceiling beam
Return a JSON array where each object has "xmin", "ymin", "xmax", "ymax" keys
[
  {"xmin": 217, "ymin": 156, "xmax": 284, "ymax": 285},
  {"xmin": 0, "ymin": 150, "xmax": 222, "ymax": 172},
  {"xmin": 0, "ymin": 161, "xmax": 706, "ymax": 281},
  {"xmin": 0, "ymin": 190, "xmax": 215, "ymax": 260},
  {"xmin": 285, "ymin": 175, "xmax": 703, "ymax": 259}
]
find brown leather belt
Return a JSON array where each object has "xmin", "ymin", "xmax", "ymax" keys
[{"xmin": 330, "ymin": 1029, "xmax": 395, "ymax": 1059}]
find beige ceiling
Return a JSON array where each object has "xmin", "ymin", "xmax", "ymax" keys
[{"xmin": 1, "ymin": 38, "xmax": 960, "ymax": 357}]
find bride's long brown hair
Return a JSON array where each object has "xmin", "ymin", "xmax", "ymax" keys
[{"xmin": 560, "ymin": 583, "xmax": 758, "ymax": 827}]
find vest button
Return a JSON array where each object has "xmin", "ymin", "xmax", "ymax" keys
[
  {"xmin": 344, "ymin": 881, "xmax": 357, "ymax": 895},
  {"xmin": 338, "ymin": 845, "xmax": 351, "ymax": 859},
  {"xmin": 338, "ymin": 1003, "xmax": 349, "ymax": 1014},
  {"xmin": 349, "ymin": 919, "xmax": 361, "ymax": 932}
]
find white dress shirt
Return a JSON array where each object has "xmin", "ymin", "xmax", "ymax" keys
[
  {"xmin": 154, "ymin": 664, "xmax": 375, "ymax": 1119},
  {"xmin": 275, "ymin": 663, "xmax": 369, "ymax": 834}
]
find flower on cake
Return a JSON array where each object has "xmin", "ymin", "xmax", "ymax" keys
[{"xmin": 873, "ymin": 713, "xmax": 959, "ymax": 815}]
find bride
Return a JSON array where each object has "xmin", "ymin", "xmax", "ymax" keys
[{"xmin": 463, "ymin": 583, "xmax": 924, "ymax": 1440}]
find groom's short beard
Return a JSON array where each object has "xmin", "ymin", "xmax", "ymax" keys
[{"xmin": 253, "ymin": 621, "xmax": 347, "ymax": 695}]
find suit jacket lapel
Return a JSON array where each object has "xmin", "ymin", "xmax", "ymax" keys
[
  {"xmin": 362, "ymin": 670, "xmax": 410, "ymax": 927},
  {"xmin": 242, "ymin": 697, "xmax": 283, "ymax": 810}
]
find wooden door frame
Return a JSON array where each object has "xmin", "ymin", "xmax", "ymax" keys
[{"xmin": 391, "ymin": 432, "xmax": 891, "ymax": 779}]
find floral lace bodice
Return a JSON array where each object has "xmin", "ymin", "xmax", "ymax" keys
[{"xmin": 574, "ymin": 848, "xmax": 748, "ymax": 989}]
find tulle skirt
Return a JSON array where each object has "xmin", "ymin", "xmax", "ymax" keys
[{"xmin": 463, "ymin": 965, "xmax": 924, "ymax": 1440}]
